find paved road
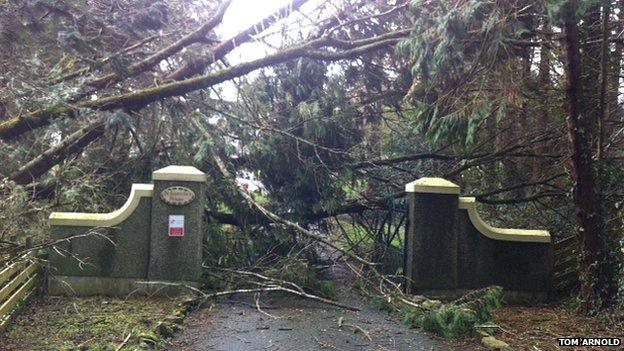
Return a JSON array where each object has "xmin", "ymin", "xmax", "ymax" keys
[{"xmin": 162, "ymin": 288, "xmax": 449, "ymax": 351}]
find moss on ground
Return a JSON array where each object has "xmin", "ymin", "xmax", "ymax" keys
[{"xmin": 1, "ymin": 296, "xmax": 186, "ymax": 351}]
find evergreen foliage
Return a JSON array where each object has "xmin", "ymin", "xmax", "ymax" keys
[
  {"xmin": 0, "ymin": 0, "xmax": 622, "ymax": 319},
  {"xmin": 402, "ymin": 286, "xmax": 503, "ymax": 338}
]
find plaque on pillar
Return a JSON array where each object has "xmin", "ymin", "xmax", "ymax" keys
[{"xmin": 148, "ymin": 165, "xmax": 206, "ymax": 283}]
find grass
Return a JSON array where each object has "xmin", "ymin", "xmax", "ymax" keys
[
  {"xmin": 1, "ymin": 296, "xmax": 185, "ymax": 351},
  {"xmin": 337, "ymin": 221, "xmax": 404, "ymax": 249}
]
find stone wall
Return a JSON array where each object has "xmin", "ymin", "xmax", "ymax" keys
[
  {"xmin": 48, "ymin": 166, "xmax": 206, "ymax": 296},
  {"xmin": 404, "ymin": 178, "xmax": 552, "ymax": 300}
]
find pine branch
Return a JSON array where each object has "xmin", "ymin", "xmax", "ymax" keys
[
  {"xmin": 190, "ymin": 115, "xmax": 376, "ymax": 267},
  {"xmin": 0, "ymin": 31, "xmax": 406, "ymax": 141}
]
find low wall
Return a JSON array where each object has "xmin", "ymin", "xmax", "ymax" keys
[
  {"xmin": 48, "ymin": 166, "xmax": 206, "ymax": 296},
  {"xmin": 49, "ymin": 184, "xmax": 153, "ymax": 280},
  {"xmin": 404, "ymin": 178, "xmax": 552, "ymax": 300}
]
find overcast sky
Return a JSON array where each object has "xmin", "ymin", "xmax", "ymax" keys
[
  {"xmin": 218, "ymin": 0, "xmax": 293, "ymax": 38},
  {"xmin": 208, "ymin": 0, "xmax": 327, "ymax": 100}
]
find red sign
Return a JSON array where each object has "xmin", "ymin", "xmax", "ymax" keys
[{"xmin": 169, "ymin": 215, "xmax": 185, "ymax": 237}]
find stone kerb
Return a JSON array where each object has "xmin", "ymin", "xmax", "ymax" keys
[{"xmin": 404, "ymin": 177, "xmax": 552, "ymax": 300}]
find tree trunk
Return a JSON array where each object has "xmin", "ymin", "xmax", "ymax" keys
[
  {"xmin": 533, "ymin": 19, "xmax": 551, "ymax": 179},
  {"xmin": 10, "ymin": 119, "xmax": 105, "ymax": 184},
  {"xmin": 597, "ymin": 1, "xmax": 610, "ymax": 160},
  {"xmin": 562, "ymin": 0, "xmax": 615, "ymax": 313}
]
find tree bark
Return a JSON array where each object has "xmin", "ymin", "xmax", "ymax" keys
[
  {"xmin": 167, "ymin": 0, "xmax": 310, "ymax": 80},
  {"xmin": 10, "ymin": 119, "xmax": 105, "ymax": 184},
  {"xmin": 85, "ymin": 0, "xmax": 233, "ymax": 90},
  {"xmin": 562, "ymin": 0, "xmax": 614, "ymax": 312},
  {"xmin": 533, "ymin": 19, "xmax": 552, "ymax": 179},
  {"xmin": 597, "ymin": 1, "xmax": 610, "ymax": 160},
  {"xmin": 0, "ymin": 32, "xmax": 406, "ymax": 141}
]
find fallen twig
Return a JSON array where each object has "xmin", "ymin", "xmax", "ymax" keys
[
  {"xmin": 115, "ymin": 331, "xmax": 132, "ymax": 351},
  {"xmin": 338, "ymin": 316, "xmax": 372, "ymax": 341},
  {"xmin": 212, "ymin": 266, "xmax": 306, "ymax": 293},
  {"xmin": 254, "ymin": 292, "xmax": 280, "ymax": 319},
  {"xmin": 314, "ymin": 336, "xmax": 344, "ymax": 350},
  {"xmin": 137, "ymin": 281, "xmax": 360, "ymax": 311},
  {"xmin": 136, "ymin": 281, "xmax": 205, "ymax": 295}
]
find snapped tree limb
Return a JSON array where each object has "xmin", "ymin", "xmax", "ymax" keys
[
  {"xmin": 9, "ymin": 118, "xmax": 106, "ymax": 184},
  {"xmin": 85, "ymin": 0, "xmax": 234, "ymax": 90},
  {"xmin": 0, "ymin": 31, "xmax": 406, "ymax": 141},
  {"xmin": 167, "ymin": 0, "xmax": 311, "ymax": 80}
]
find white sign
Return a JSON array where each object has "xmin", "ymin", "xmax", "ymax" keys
[{"xmin": 168, "ymin": 215, "xmax": 185, "ymax": 237}]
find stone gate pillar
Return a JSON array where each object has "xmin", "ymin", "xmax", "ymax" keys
[
  {"xmin": 405, "ymin": 178, "xmax": 459, "ymax": 293},
  {"xmin": 148, "ymin": 166, "xmax": 206, "ymax": 283}
]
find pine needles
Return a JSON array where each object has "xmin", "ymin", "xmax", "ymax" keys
[{"xmin": 402, "ymin": 286, "xmax": 503, "ymax": 338}]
